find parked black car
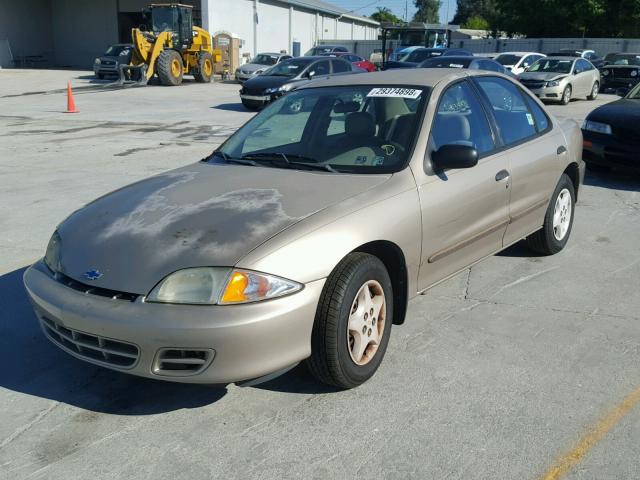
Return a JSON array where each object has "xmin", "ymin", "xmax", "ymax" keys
[
  {"xmin": 93, "ymin": 44, "xmax": 134, "ymax": 79},
  {"xmin": 600, "ymin": 53, "xmax": 640, "ymax": 93},
  {"xmin": 383, "ymin": 48, "xmax": 473, "ymax": 70},
  {"xmin": 582, "ymin": 83, "xmax": 640, "ymax": 171},
  {"xmin": 418, "ymin": 55, "xmax": 514, "ymax": 76},
  {"xmin": 549, "ymin": 49, "xmax": 605, "ymax": 68},
  {"xmin": 304, "ymin": 45, "xmax": 348, "ymax": 56},
  {"xmin": 239, "ymin": 56, "xmax": 361, "ymax": 110}
]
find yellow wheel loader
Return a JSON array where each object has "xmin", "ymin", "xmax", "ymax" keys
[{"xmin": 121, "ymin": 3, "xmax": 221, "ymax": 86}]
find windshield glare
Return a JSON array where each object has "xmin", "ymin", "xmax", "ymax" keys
[
  {"xmin": 252, "ymin": 54, "xmax": 278, "ymax": 65},
  {"xmin": 495, "ymin": 54, "xmax": 522, "ymax": 66},
  {"xmin": 528, "ymin": 59, "xmax": 573, "ymax": 74},
  {"xmin": 627, "ymin": 83, "xmax": 640, "ymax": 99},
  {"xmin": 105, "ymin": 45, "xmax": 130, "ymax": 56},
  {"xmin": 263, "ymin": 58, "xmax": 311, "ymax": 76},
  {"xmin": 217, "ymin": 86, "xmax": 430, "ymax": 174}
]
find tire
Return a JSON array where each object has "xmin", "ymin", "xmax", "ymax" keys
[
  {"xmin": 156, "ymin": 50, "xmax": 183, "ymax": 86},
  {"xmin": 560, "ymin": 85, "xmax": 572, "ymax": 105},
  {"xmin": 193, "ymin": 52, "xmax": 214, "ymax": 83},
  {"xmin": 306, "ymin": 253, "xmax": 393, "ymax": 389},
  {"xmin": 526, "ymin": 174, "xmax": 576, "ymax": 255},
  {"xmin": 241, "ymin": 100, "xmax": 261, "ymax": 111},
  {"xmin": 587, "ymin": 81, "xmax": 599, "ymax": 100}
]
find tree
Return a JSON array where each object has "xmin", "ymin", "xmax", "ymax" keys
[
  {"xmin": 370, "ymin": 6, "xmax": 404, "ymax": 24},
  {"xmin": 451, "ymin": 0, "xmax": 498, "ymax": 31},
  {"xmin": 463, "ymin": 15, "xmax": 490, "ymax": 30},
  {"xmin": 413, "ymin": 0, "xmax": 442, "ymax": 23}
]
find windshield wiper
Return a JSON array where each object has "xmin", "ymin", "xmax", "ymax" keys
[
  {"xmin": 204, "ymin": 150, "xmax": 257, "ymax": 166},
  {"xmin": 241, "ymin": 153, "xmax": 338, "ymax": 172}
]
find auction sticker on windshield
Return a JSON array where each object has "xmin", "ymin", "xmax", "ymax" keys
[{"xmin": 367, "ymin": 87, "xmax": 422, "ymax": 99}]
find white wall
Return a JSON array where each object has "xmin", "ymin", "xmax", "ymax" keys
[
  {"xmin": 51, "ymin": 0, "xmax": 118, "ymax": 67},
  {"xmin": 0, "ymin": 0, "xmax": 54, "ymax": 66},
  {"xmin": 291, "ymin": 8, "xmax": 316, "ymax": 54},
  {"xmin": 256, "ymin": 0, "xmax": 290, "ymax": 53}
]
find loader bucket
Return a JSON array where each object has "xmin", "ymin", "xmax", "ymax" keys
[{"xmin": 118, "ymin": 64, "xmax": 148, "ymax": 86}]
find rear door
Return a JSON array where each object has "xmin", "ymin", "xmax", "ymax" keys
[
  {"xmin": 417, "ymin": 79, "xmax": 510, "ymax": 289},
  {"xmin": 574, "ymin": 59, "xmax": 592, "ymax": 95},
  {"xmin": 473, "ymin": 76, "xmax": 564, "ymax": 246}
]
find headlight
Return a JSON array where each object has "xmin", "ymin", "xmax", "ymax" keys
[
  {"xmin": 146, "ymin": 268, "xmax": 302, "ymax": 305},
  {"xmin": 631, "ymin": 70, "xmax": 638, "ymax": 77},
  {"xmin": 546, "ymin": 80, "xmax": 561, "ymax": 87},
  {"xmin": 278, "ymin": 83, "xmax": 293, "ymax": 92},
  {"xmin": 602, "ymin": 69, "xmax": 610, "ymax": 76},
  {"xmin": 44, "ymin": 231, "xmax": 62, "ymax": 273},
  {"xmin": 253, "ymin": 69, "xmax": 263, "ymax": 75},
  {"xmin": 264, "ymin": 87, "xmax": 278, "ymax": 93},
  {"xmin": 582, "ymin": 120, "xmax": 612, "ymax": 135},
  {"xmin": 94, "ymin": 58, "xmax": 101, "ymax": 65}
]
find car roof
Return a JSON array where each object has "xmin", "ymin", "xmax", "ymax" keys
[
  {"xmin": 257, "ymin": 52, "xmax": 284, "ymax": 56},
  {"xmin": 426, "ymin": 56, "xmax": 475, "ymax": 61},
  {"xmin": 495, "ymin": 51, "xmax": 542, "ymax": 55},
  {"xmin": 541, "ymin": 56, "xmax": 577, "ymax": 61},
  {"xmin": 302, "ymin": 68, "xmax": 470, "ymax": 89}
]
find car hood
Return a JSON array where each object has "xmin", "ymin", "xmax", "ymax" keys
[
  {"xmin": 520, "ymin": 72, "xmax": 568, "ymax": 82},
  {"xmin": 98, "ymin": 55, "xmax": 125, "ymax": 62},
  {"xmin": 587, "ymin": 99, "xmax": 640, "ymax": 124},
  {"xmin": 243, "ymin": 75, "xmax": 293, "ymax": 90},
  {"xmin": 56, "ymin": 163, "xmax": 390, "ymax": 294},
  {"xmin": 240, "ymin": 63, "xmax": 268, "ymax": 73}
]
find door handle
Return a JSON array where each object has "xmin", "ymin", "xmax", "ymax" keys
[
  {"xmin": 495, "ymin": 169, "xmax": 510, "ymax": 182},
  {"xmin": 557, "ymin": 145, "xmax": 567, "ymax": 155}
]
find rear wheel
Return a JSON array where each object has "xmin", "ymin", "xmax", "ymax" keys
[
  {"xmin": 241, "ymin": 100, "xmax": 261, "ymax": 111},
  {"xmin": 560, "ymin": 85, "xmax": 572, "ymax": 105},
  {"xmin": 526, "ymin": 174, "xmax": 575, "ymax": 255},
  {"xmin": 194, "ymin": 52, "xmax": 214, "ymax": 83},
  {"xmin": 306, "ymin": 253, "xmax": 393, "ymax": 389},
  {"xmin": 157, "ymin": 50, "xmax": 183, "ymax": 86},
  {"xmin": 587, "ymin": 81, "xmax": 599, "ymax": 100}
]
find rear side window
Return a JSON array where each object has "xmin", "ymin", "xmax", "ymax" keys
[
  {"xmin": 475, "ymin": 77, "xmax": 538, "ymax": 146},
  {"xmin": 431, "ymin": 81, "xmax": 495, "ymax": 155},
  {"xmin": 310, "ymin": 60, "xmax": 330, "ymax": 76},
  {"xmin": 331, "ymin": 60, "xmax": 350, "ymax": 73},
  {"xmin": 523, "ymin": 95, "xmax": 550, "ymax": 133}
]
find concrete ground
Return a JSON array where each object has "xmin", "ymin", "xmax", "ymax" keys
[{"xmin": 1, "ymin": 69, "xmax": 639, "ymax": 480}]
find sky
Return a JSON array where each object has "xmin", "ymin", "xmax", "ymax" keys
[{"xmin": 329, "ymin": 0, "xmax": 457, "ymax": 24}]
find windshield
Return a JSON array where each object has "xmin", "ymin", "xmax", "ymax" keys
[
  {"xmin": 152, "ymin": 8, "xmax": 176, "ymax": 33},
  {"xmin": 528, "ymin": 59, "xmax": 573, "ymax": 74},
  {"xmin": 495, "ymin": 54, "xmax": 522, "ymax": 66},
  {"xmin": 402, "ymin": 49, "xmax": 441, "ymax": 63},
  {"xmin": 263, "ymin": 58, "xmax": 312, "ymax": 77},
  {"xmin": 305, "ymin": 46, "xmax": 335, "ymax": 56},
  {"xmin": 215, "ymin": 85, "xmax": 430, "ymax": 174},
  {"xmin": 419, "ymin": 57, "xmax": 471, "ymax": 68},
  {"xmin": 104, "ymin": 45, "xmax": 131, "ymax": 56},
  {"xmin": 252, "ymin": 54, "xmax": 278, "ymax": 66},
  {"xmin": 606, "ymin": 54, "xmax": 640, "ymax": 66}
]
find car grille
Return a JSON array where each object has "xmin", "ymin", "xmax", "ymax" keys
[
  {"xmin": 242, "ymin": 87, "xmax": 265, "ymax": 96},
  {"xmin": 605, "ymin": 67, "xmax": 639, "ymax": 79},
  {"xmin": 54, "ymin": 272, "xmax": 138, "ymax": 302},
  {"xmin": 101, "ymin": 60, "xmax": 115, "ymax": 66},
  {"xmin": 41, "ymin": 316, "xmax": 139, "ymax": 368},
  {"xmin": 153, "ymin": 348, "xmax": 214, "ymax": 376},
  {"xmin": 613, "ymin": 126, "xmax": 640, "ymax": 144},
  {"xmin": 521, "ymin": 80, "xmax": 545, "ymax": 89}
]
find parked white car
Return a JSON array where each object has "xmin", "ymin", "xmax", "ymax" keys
[{"xmin": 494, "ymin": 52, "xmax": 546, "ymax": 75}]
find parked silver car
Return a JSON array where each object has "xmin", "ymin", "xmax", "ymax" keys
[
  {"xmin": 519, "ymin": 56, "xmax": 601, "ymax": 105},
  {"xmin": 235, "ymin": 53, "xmax": 292, "ymax": 82},
  {"xmin": 24, "ymin": 69, "xmax": 584, "ymax": 389}
]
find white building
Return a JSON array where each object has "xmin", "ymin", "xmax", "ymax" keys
[{"xmin": 0, "ymin": 0, "xmax": 379, "ymax": 68}]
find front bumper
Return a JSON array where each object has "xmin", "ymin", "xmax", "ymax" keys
[
  {"xmin": 236, "ymin": 72, "xmax": 256, "ymax": 82},
  {"xmin": 526, "ymin": 84, "xmax": 564, "ymax": 100},
  {"xmin": 582, "ymin": 131, "xmax": 640, "ymax": 170},
  {"xmin": 94, "ymin": 65, "xmax": 118, "ymax": 75},
  {"xmin": 601, "ymin": 77, "xmax": 639, "ymax": 93},
  {"xmin": 24, "ymin": 262, "xmax": 324, "ymax": 384}
]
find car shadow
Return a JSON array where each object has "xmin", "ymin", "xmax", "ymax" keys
[
  {"xmin": 211, "ymin": 103, "xmax": 248, "ymax": 112},
  {"xmin": 583, "ymin": 168, "xmax": 640, "ymax": 192},
  {"xmin": 248, "ymin": 363, "xmax": 343, "ymax": 395},
  {"xmin": 496, "ymin": 240, "xmax": 543, "ymax": 258},
  {"xmin": 0, "ymin": 267, "xmax": 227, "ymax": 415}
]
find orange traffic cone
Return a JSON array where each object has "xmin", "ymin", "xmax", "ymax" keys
[{"xmin": 66, "ymin": 81, "xmax": 77, "ymax": 113}]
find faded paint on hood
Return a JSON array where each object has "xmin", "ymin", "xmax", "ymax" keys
[
  {"xmin": 57, "ymin": 163, "xmax": 390, "ymax": 294},
  {"xmin": 520, "ymin": 72, "xmax": 569, "ymax": 82}
]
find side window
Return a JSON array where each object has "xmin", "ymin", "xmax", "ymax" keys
[
  {"xmin": 523, "ymin": 94, "xmax": 550, "ymax": 133},
  {"xmin": 331, "ymin": 59, "xmax": 350, "ymax": 73},
  {"xmin": 574, "ymin": 61, "xmax": 584, "ymax": 74},
  {"xmin": 431, "ymin": 81, "xmax": 495, "ymax": 155},
  {"xmin": 481, "ymin": 60, "xmax": 503, "ymax": 72},
  {"xmin": 310, "ymin": 60, "xmax": 330, "ymax": 76},
  {"xmin": 475, "ymin": 76, "xmax": 538, "ymax": 145}
]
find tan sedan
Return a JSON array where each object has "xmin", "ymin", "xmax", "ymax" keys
[
  {"xmin": 519, "ymin": 56, "xmax": 601, "ymax": 105},
  {"xmin": 24, "ymin": 69, "xmax": 584, "ymax": 389}
]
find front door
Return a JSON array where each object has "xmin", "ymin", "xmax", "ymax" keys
[{"xmin": 416, "ymin": 80, "xmax": 510, "ymax": 290}]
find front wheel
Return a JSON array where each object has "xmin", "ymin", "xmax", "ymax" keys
[
  {"xmin": 307, "ymin": 253, "xmax": 393, "ymax": 389},
  {"xmin": 194, "ymin": 52, "xmax": 214, "ymax": 83},
  {"xmin": 526, "ymin": 174, "xmax": 575, "ymax": 255},
  {"xmin": 156, "ymin": 50, "xmax": 183, "ymax": 86},
  {"xmin": 587, "ymin": 81, "xmax": 599, "ymax": 100},
  {"xmin": 560, "ymin": 85, "xmax": 572, "ymax": 105}
]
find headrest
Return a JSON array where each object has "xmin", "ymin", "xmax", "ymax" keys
[
  {"xmin": 345, "ymin": 112, "xmax": 376, "ymax": 137},
  {"xmin": 439, "ymin": 114, "xmax": 471, "ymax": 141}
]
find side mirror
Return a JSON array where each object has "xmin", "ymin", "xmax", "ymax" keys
[
  {"xmin": 305, "ymin": 70, "xmax": 316, "ymax": 79},
  {"xmin": 432, "ymin": 145, "xmax": 479, "ymax": 171}
]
